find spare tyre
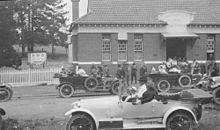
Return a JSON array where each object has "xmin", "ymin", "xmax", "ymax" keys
[
  {"xmin": 157, "ymin": 79, "xmax": 171, "ymax": 92},
  {"xmin": 213, "ymin": 87, "xmax": 220, "ymax": 105},
  {"xmin": 84, "ymin": 76, "xmax": 99, "ymax": 91},
  {"xmin": 178, "ymin": 75, "xmax": 191, "ymax": 87}
]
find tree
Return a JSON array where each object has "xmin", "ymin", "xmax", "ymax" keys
[
  {"xmin": 0, "ymin": 1, "xmax": 22, "ymax": 68},
  {"xmin": 14, "ymin": 0, "xmax": 68, "ymax": 53}
]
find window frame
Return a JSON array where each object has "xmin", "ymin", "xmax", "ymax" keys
[
  {"xmin": 134, "ymin": 34, "xmax": 144, "ymax": 61},
  {"xmin": 118, "ymin": 40, "xmax": 127, "ymax": 61},
  {"xmin": 206, "ymin": 34, "xmax": 215, "ymax": 60},
  {"xmin": 101, "ymin": 34, "xmax": 111, "ymax": 61}
]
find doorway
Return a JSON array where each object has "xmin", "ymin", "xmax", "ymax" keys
[{"xmin": 166, "ymin": 39, "xmax": 186, "ymax": 59}]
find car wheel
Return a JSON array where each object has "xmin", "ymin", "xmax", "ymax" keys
[
  {"xmin": 157, "ymin": 80, "xmax": 171, "ymax": 92},
  {"xmin": 166, "ymin": 112, "xmax": 194, "ymax": 130},
  {"xmin": 213, "ymin": 87, "xmax": 220, "ymax": 105},
  {"xmin": 59, "ymin": 83, "xmax": 74, "ymax": 98},
  {"xmin": 7, "ymin": 87, "xmax": 13, "ymax": 101},
  {"xmin": 84, "ymin": 77, "xmax": 99, "ymax": 91},
  {"xmin": 0, "ymin": 87, "xmax": 12, "ymax": 102},
  {"xmin": 178, "ymin": 75, "xmax": 191, "ymax": 87},
  {"xmin": 110, "ymin": 81, "xmax": 120, "ymax": 95},
  {"xmin": 0, "ymin": 115, "xmax": 2, "ymax": 130},
  {"xmin": 66, "ymin": 113, "xmax": 95, "ymax": 130}
]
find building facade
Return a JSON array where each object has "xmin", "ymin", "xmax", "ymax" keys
[{"xmin": 70, "ymin": 0, "xmax": 220, "ymax": 72}]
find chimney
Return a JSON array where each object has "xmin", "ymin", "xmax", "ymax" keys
[{"xmin": 71, "ymin": 0, "xmax": 80, "ymax": 21}]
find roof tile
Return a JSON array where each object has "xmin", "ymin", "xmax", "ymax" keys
[{"xmin": 77, "ymin": 0, "xmax": 220, "ymax": 25}]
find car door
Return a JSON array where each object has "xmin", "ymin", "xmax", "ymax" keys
[{"xmin": 122, "ymin": 101, "xmax": 156, "ymax": 119}]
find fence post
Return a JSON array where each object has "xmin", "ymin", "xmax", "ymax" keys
[{"xmin": 28, "ymin": 68, "xmax": 31, "ymax": 85}]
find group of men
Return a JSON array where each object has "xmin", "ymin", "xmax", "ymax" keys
[{"xmin": 115, "ymin": 62, "xmax": 148, "ymax": 86}]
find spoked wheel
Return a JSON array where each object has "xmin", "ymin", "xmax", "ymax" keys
[
  {"xmin": 213, "ymin": 87, "xmax": 220, "ymax": 105},
  {"xmin": 0, "ymin": 87, "xmax": 12, "ymax": 102},
  {"xmin": 84, "ymin": 77, "xmax": 98, "ymax": 91},
  {"xmin": 166, "ymin": 112, "xmax": 194, "ymax": 130},
  {"xmin": 157, "ymin": 80, "xmax": 171, "ymax": 92},
  {"xmin": 178, "ymin": 75, "xmax": 191, "ymax": 87},
  {"xmin": 66, "ymin": 113, "xmax": 95, "ymax": 130},
  {"xmin": 59, "ymin": 83, "xmax": 74, "ymax": 98},
  {"xmin": 110, "ymin": 81, "xmax": 120, "ymax": 95}
]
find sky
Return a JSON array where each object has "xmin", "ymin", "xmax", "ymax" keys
[{"xmin": 64, "ymin": 0, "xmax": 88, "ymax": 24}]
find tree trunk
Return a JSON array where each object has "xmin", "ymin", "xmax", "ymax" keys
[
  {"xmin": 22, "ymin": 44, "xmax": 25, "ymax": 54},
  {"xmin": 52, "ymin": 44, "xmax": 54, "ymax": 54}
]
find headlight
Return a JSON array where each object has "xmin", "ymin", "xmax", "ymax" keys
[{"xmin": 71, "ymin": 100, "xmax": 81, "ymax": 108}]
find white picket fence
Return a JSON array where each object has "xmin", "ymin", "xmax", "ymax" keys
[{"xmin": 0, "ymin": 68, "xmax": 61, "ymax": 87}]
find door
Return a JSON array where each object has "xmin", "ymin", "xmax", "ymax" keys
[
  {"xmin": 122, "ymin": 101, "xmax": 155, "ymax": 119},
  {"xmin": 166, "ymin": 39, "xmax": 186, "ymax": 59}
]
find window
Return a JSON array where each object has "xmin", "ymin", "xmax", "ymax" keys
[
  {"xmin": 206, "ymin": 34, "xmax": 215, "ymax": 60},
  {"xmin": 102, "ymin": 34, "xmax": 111, "ymax": 61},
  {"xmin": 118, "ymin": 40, "xmax": 127, "ymax": 61},
  {"xmin": 134, "ymin": 34, "xmax": 143, "ymax": 61}
]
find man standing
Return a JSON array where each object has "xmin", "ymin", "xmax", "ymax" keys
[
  {"xmin": 122, "ymin": 62, "xmax": 130, "ymax": 86},
  {"xmin": 140, "ymin": 63, "xmax": 148, "ymax": 78},
  {"xmin": 116, "ymin": 64, "xmax": 126, "ymax": 100},
  {"xmin": 131, "ymin": 63, "xmax": 137, "ymax": 84}
]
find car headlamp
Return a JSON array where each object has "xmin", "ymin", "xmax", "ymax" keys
[{"xmin": 71, "ymin": 99, "xmax": 81, "ymax": 108}]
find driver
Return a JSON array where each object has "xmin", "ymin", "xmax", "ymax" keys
[{"xmin": 132, "ymin": 76, "xmax": 158, "ymax": 104}]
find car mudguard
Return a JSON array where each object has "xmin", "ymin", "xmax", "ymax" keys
[
  {"xmin": 211, "ymin": 83, "xmax": 220, "ymax": 89},
  {"xmin": 65, "ymin": 108, "xmax": 99, "ymax": 130},
  {"xmin": 162, "ymin": 106, "xmax": 198, "ymax": 126},
  {"xmin": 56, "ymin": 82, "xmax": 73, "ymax": 90},
  {"xmin": 0, "ymin": 108, "xmax": 5, "ymax": 116}
]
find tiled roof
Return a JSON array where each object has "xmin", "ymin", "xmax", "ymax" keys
[{"xmin": 76, "ymin": 0, "xmax": 220, "ymax": 25}]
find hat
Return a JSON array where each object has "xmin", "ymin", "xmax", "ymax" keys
[{"xmin": 138, "ymin": 77, "xmax": 148, "ymax": 83}]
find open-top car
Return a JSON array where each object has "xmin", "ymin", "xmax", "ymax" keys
[
  {"xmin": 54, "ymin": 72, "xmax": 119, "ymax": 98},
  {"xmin": 149, "ymin": 73, "xmax": 202, "ymax": 92},
  {"xmin": 64, "ymin": 88, "xmax": 212, "ymax": 130},
  {"xmin": 196, "ymin": 75, "xmax": 220, "ymax": 105}
]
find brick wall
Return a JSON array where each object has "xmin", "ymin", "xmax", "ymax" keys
[
  {"xmin": 215, "ymin": 34, "xmax": 220, "ymax": 61},
  {"xmin": 143, "ymin": 33, "xmax": 165, "ymax": 61},
  {"xmin": 187, "ymin": 34, "xmax": 207, "ymax": 61},
  {"xmin": 78, "ymin": 33, "xmax": 102, "ymax": 62}
]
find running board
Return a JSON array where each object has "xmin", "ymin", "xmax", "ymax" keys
[{"xmin": 123, "ymin": 118, "xmax": 165, "ymax": 129}]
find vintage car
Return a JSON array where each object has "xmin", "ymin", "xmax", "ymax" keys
[
  {"xmin": 0, "ymin": 83, "xmax": 13, "ymax": 102},
  {"xmin": 149, "ymin": 73, "xmax": 202, "ymax": 92},
  {"xmin": 54, "ymin": 73, "xmax": 119, "ymax": 98},
  {"xmin": 64, "ymin": 89, "xmax": 212, "ymax": 130},
  {"xmin": 196, "ymin": 75, "xmax": 220, "ymax": 105}
]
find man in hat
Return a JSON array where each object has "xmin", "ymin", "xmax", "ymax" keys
[{"xmin": 133, "ymin": 76, "xmax": 158, "ymax": 104}]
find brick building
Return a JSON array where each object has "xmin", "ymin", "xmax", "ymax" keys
[{"xmin": 69, "ymin": 0, "xmax": 220, "ymax": 73}]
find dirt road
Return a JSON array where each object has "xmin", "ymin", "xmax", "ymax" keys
[
  {"xmin": 1, "ymin": 85, "xmax": 111, "ymax": 120},
  {"xmin": 0, "ymin": 85, "xmax": 220, "ymax": 130}
]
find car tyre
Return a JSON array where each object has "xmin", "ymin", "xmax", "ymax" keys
[
  {"xmin": 166, "ymin": 112, "xmax": 194, "ymax": 130},
  {"xmin": 110, "ymin": 81, "xmax": 120, "ymax": 95},
  {"xmin": 66, "ymin": 113, "xmax": 95, "ymax": 130},
  {"xmin": 0, "ymin": 87, "xmax": 12, "ymax": 102},
  {"xmin": 59, "ymin": 83, "xmax": 74, "ymax": 98},
  {"xmin": 157, "ymin": 79, "xmax": 171, "ymax": 92},
  {"xmin": 178, "ymin": 75, "xmax": 191, "ymax": 88},
  {"xmin": 84, "ymin": 77, "xmax": 99, "ymax": 91},
  {"xmin": 213, "ymin": 87, "xmax": 220, "ymax": 105}
]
